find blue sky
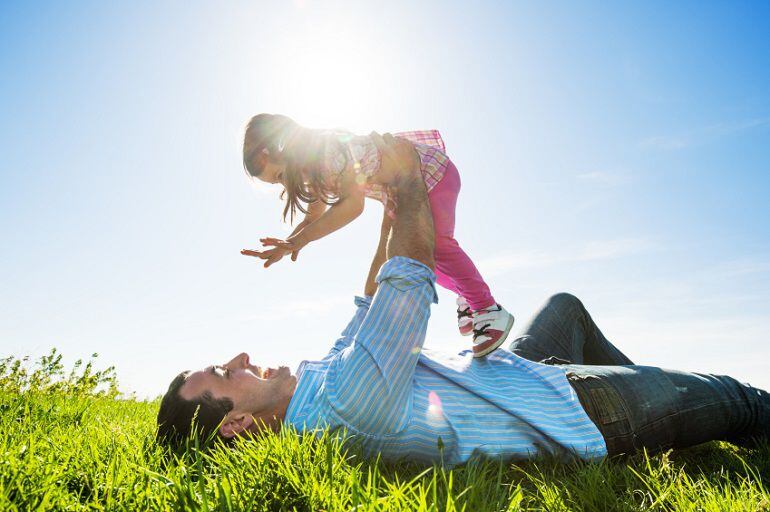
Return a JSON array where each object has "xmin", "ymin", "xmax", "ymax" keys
[{"xmin": 1, "ymin": 1, "xmax": 769, "ymax": 398}]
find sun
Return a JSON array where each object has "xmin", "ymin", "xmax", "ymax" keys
[{"xmin": 262, "ymin": 11, "xmax": 395, "ymax": 131}]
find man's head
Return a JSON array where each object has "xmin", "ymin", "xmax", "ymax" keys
[{"xmin": 156, "ymin": 352, "xmax": 297, "ymax": 446}]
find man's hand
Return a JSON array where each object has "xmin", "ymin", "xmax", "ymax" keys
[{"xmin": 368, "ymin": 131, "xmax": 420, "ymax": 185}]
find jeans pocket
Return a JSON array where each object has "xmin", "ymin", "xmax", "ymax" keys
[
  {"xmin": 588, "ymin": 387, "xmax": 627, "ymax": 424},
  {"xmin": 568, "ymin": 372, "xmax": 634, "ymax": 455}
]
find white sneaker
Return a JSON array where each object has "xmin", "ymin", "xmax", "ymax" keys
[
  {"xmin": 472, "ymin": 304, "xmax": 515, "ymax": 358},
  {"xmin": 456, "ymin": 296, "xmax": 474, "ymax": 336}
]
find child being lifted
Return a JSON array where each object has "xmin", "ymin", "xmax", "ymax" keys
[{"xmin": 240, "ymin": 114, "xmax": 514, "ymax": 357}]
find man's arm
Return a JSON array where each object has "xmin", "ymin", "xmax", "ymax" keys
[
  {"xmin": 323, "ymin": 194, "xmax": 396, "ymax": 360},
  {"xmin": 364, "ymin": 209, "xmax": 392, "ymax": 297},
  {"xmin": 324, "ymin": 134, "xmax": 437, "ymax": 435},
  {"xmin": 322, "ymin": 295, "xmax": 372, "ymax": 361},
  {"xmin": 324, "ymin": 204, "xmax": 393, "ymax": 360}
]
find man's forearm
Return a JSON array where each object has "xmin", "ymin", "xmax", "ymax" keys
[
  {"xmin": 386, "ymin": 167, "xmax": 435, "ymax": 269},
  {"xmin": 364, "ymin": 213, "xmax": 392, "ymax": 296}
]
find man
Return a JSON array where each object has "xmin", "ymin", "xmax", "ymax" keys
[{"xmin": 157, "ymin": 134, "xmax": 770, "ymax": 463}]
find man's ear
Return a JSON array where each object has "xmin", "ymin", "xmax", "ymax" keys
[{"xmin": 219, "ymin": 413, "xmax": 254, "ymax": 438}]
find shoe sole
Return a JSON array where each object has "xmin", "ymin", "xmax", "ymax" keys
[{"xmin": 472, "ymin": 314, "xmax": 515, "ymax": 358}]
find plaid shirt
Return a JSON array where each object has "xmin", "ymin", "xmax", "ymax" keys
[{"xmin": 323, "ymin": 130, "xmax": 450, "ymax": 214}]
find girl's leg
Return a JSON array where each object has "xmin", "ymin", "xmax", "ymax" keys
[{"xmin": 428, "ymin": 160, "xmax": 496, "ymax": 311}]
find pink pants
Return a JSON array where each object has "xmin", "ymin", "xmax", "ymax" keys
[{"xmin": 427, "ymin": 160, "xmax": 495, "ymax": 311}]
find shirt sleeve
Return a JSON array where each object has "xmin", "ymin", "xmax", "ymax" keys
[
  {"xmin": 322, "ymin": 295, "xmax": 372, "ymax": 361},
  {"xmin": 323, "ymin": 257, "xmax": 438, "ymax": 435}
]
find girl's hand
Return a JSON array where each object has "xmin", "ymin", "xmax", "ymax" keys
[
  {"xmin": 240, "ymin": 246, "xmax": 291, "ymax": 268},
  {"xmin": 260, "ymin": 233, "xmax": 309, "ymax": 255}
]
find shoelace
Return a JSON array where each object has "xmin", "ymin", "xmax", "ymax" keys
[
  {"xmin": 473, "ymin": 323, "xmax": 491, "ymax": 339},
  {"xmin": 456, "ymin": 307, "xmax": 473, "ymax": 319}
]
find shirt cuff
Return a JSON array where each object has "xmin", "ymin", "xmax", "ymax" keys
[
  {"xmin": 353, "ymin": 295, "xmax": 373, "ymax": 308},
  {"xmin": 375, "ymin": 256, "xmax": 438, "ymax": 303}
]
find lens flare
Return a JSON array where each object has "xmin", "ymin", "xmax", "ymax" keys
[{"xmin": 427, "ymin": 391, "xmax": 442, "ymax": 418}]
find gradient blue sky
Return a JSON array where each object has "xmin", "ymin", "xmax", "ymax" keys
[{"xmin": 1, "ymin": 1, "xmax": 769, "ymax": 398}]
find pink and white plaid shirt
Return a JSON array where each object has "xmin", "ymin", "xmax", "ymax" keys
[{"xmin": 323, "ymin": 129, "xmax": 450, "ymax": 214}]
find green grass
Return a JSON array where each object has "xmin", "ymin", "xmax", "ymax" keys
[{"xmin": 2, "ymin": 351, "xmax": 769, "ymax": 511}]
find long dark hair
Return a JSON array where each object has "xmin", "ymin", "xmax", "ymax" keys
[{"xmin": 242, "ymin": 114, "xmax": 347, "ymax": 223}]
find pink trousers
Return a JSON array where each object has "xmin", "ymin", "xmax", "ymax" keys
[{"xmin": 427, "ymin": 160, "xmax": 495, "ymax": 311}]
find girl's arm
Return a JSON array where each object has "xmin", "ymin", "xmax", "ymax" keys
[
  {"xmin": 289, "ymin": 200, "xmax": 327, "ymax": 241},
  {"xmin": 293, "ymin": 183, "xmax": 359, "ymax": 244},
  {"xmin": 286, "ymin": 200, "xmax": 327, "ymax": 260},
  {"xmin": 302, "ymin": 199, "xmax": 328, "ymax": 224},
  {"xmin": 262, "ymin": 164, "xmax": 365, "ymax": 253}
]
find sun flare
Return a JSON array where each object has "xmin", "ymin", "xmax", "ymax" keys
[{"xmin": 264, "ymin": 12, "xmax": 393, "ymax": 130}]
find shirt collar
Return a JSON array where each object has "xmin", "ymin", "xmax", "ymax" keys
[{"xmin": 284, "ymin": 359, "xmax": 323, "ymax": 425}]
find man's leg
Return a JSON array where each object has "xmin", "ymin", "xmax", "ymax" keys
[
  {"xmin": 565, "ymin": 364, "xmax": 770, "ymax": 456},
  {"xmin": 508, "ymin": 293, "xmax": 634, "ymax": 365}
]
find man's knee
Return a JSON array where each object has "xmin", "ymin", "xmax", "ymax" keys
[{"xmin": 546, "ymin": 292, "xmax": 583, "ymax": 311}]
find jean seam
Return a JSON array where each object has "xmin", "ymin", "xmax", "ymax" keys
[{"xmin": 633, "ymin": 397, "xmax": 748, "ymax": 433}]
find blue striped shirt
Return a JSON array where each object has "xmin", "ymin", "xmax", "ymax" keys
[{"xmin": 284, "ymin": 257, "xmax": 607, "ymax": 465}]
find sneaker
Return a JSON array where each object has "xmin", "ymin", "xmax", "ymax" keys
[
  {"xmin": 456, "ymin": 296, "xmax": 473, "ymax": 336},
  {"xmin": 472, "ymin": 304, "xmax": 515, "ymax": 357}
]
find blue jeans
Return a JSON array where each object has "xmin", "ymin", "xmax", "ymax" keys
[{"xmin": 508, "ymin": 293, "xmax": 770, "ymax": 456}]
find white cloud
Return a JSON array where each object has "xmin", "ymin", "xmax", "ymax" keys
[
  {"xmin": 711, "ymin": 256, "xmax": 770, "ymax": 278},
  {"xmin": 640, "ymin": 117, "xmax": 770, "ymax": 150},
  {"xmin": 577, "ymin": 238, "xmax": 657, "ymax": 260},
  {"xmin": 478, "ymin": 237, "xmax": 658, "ymax": 277},
  {"xmin": 245, "ymin": 294, "xmax": 352, "ymax": 323},
  {"xmin": 705, "ymin": 117, "xmax": 770, "ymax": 137},
  {"xmin": 639, "ymin": 135, "xmax": 690, "ymax": 150},
  {"xmin": 576, "ymin": 170, "xmax": 634, "ymax": 187}
]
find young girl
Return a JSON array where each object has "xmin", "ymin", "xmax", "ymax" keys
[{"xmin": 240, "ymin": 113, "xmax": 514, "ymax": 357}]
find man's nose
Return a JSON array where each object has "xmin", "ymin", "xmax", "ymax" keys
[{"xmin": 225, "ymin": 352, "xmax": 249, "ymax": 369}]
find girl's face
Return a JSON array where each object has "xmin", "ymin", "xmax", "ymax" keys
[{"xmin": 255, "ymin": 154, "xmax": 287, "ymax": 185}]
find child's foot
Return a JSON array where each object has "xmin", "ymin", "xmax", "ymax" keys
[
  {"xmin": 472, "ymin": 304, "xmax": 515, "ymax": 358},
  {"xmin": 456, "ymin": 296, "xmax": 474, "ymax": 336}
]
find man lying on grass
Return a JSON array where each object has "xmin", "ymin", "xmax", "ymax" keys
[{"xmin": 157, "ymin": 133, "xmax": 770, "ymax": 464}]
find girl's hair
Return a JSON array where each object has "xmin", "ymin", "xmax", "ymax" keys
[{"xmin": 242, "ymin": 113, "xmax": 347, "ymax": 223}]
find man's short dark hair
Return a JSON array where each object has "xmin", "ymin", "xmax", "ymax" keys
[{"xmin": 156, "ymin": 371, "xmax": 234, "ymax": 447}]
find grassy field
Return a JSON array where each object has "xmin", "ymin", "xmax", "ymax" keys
[{"xmin": 2, "ymin": 351, "xmax": 769, "ymax": 511}]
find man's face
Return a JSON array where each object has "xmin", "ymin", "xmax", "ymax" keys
[{"xmin": 179, "ymin": 352, "xmax": 296, "ymax": 437}]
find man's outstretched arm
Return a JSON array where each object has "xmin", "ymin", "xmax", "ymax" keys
[
  {"xmin": 324, "ymin": 203, "xmax": 394, "ymax": 360},
  {"xmin": 324, "ymin": 133, "xmax": 437, "ymax": 435},
  {"xmin": 322, "ymin": 295, "xmax": 372, "ymax": 361},
  {"xmin": 363, "ymin": 208, "xmax": 392, "ymax": 297},
  {"xmin": 379, "ymin": 133, "xmax": 435, "ymax": 270}
]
